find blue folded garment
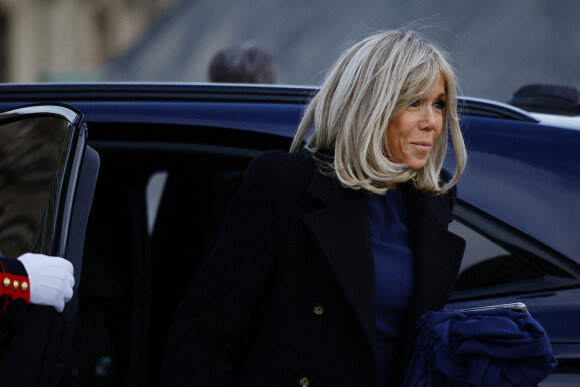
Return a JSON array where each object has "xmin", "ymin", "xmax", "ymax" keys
[{"xmin": 403, "ymin": 309, "xmax": 558, "ymax": 386}]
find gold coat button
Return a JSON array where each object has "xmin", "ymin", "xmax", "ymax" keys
[
  {"xmin": 3, "ymin": 277, "xmax": 10, "ymax": 288},
  {"xmin": 313, "ymin": 306, "xmax": 324, "ymax": 315},
  {"xmin": 13, "ymin": 280, "xmax": 19, "ymax": 291},
  {"xmin": 21, "ymin": 281, "xmax": 29, "ymax": 292},
  {"xmin": 299, "ymin": 376, "xmax": 310, "ymax": 387}
]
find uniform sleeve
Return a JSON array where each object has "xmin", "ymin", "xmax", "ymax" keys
[
  {"xmin": 160, "ymin": 150, "xmax": 294, "ymax": 386},
  {"xmin": 0, "ymin": 257, "xmax": 31, "ymax": 317}
]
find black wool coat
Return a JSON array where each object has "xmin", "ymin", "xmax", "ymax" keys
[{"xmin": 161, "ymin": 150, "xmax": 466, "ymax": 387}]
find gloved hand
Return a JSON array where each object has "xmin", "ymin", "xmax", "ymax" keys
[{"xmin": 17, "ymin": 253, "xmax": 74, "ymax": 312}]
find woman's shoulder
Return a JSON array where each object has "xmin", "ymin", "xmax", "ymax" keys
[
  {"xmin": 253, "ymin": 149, "xmax": 316, "ymax": 164},
  {"xmin": 249, "ymin": 149, "xmax": 318, "ymax": 176},
  {"xmin": 439, "ymin": 168, "xmax": 452, "ymax": 184},
  {"xmin": 242, "ymin": 150, "xmax": 319, "ymax": 193},
  {"xmin": 427, "ymin": 168, "xmax": 458, "ymax": 223},
  {"xmin": 401, "ymin": 168, "xmax": 457, "ymax": 224},
  {"xmin": 438, "ymin": 167, "xmax": 457, "ymax": 196}
]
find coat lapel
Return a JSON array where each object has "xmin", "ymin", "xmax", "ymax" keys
[
  {"xmin": 302, "ymin": 171, "xmax": 377, "ymax": 355},
  {"xmin": 400, "ymin": 182, "xmax": 466, "ymax": 322}
]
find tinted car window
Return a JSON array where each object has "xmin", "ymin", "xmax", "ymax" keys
[
  {"xmin": 449, "ymin": 204, "xmax": 580, "ymax": 298},
  {"xmin": 0, "ymin": 116, "xmax": 73, "ymax": 257},
  {"xmin": 450, "ymin": 220, "xmax": 544, "ymax": 290}
]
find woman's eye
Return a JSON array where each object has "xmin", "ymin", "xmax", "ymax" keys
[
  {"xmin": 434, "ymin": 100, "xmax": 446, "ymax": 110},
  {"xmin": 410, "ymin": 100, "xmax": 421, "ymax": 107}
]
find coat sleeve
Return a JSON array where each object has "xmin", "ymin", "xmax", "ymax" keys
[{"xmin": 160, "ymin": 150, "xmax": 296, "ymax": 386}]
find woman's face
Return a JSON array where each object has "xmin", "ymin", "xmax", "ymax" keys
[{"xmin": 386, "ymin": 76, "xmax": 446, "ymax": 170}]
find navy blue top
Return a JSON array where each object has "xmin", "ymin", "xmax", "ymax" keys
[{"xmin": 367, "ymin": 189, "xmax": 413, "ymax": 386}]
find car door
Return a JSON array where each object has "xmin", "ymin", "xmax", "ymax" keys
[
  {"xmin": 445, "ymin": 201, "xmax": 580, "ymax": 385},
  {"xmin": 0, "ymin": 104, "xmax": 99, "ymax": 386}
]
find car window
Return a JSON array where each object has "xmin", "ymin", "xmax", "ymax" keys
[
  {"xmin": 449, "ymin": 203, "xmax": 580, "ymax": 298},
  {"xmin": 450, "ymin": 220, "xmax": 544, "ymax": 290},
  {"xmin": 0, "ymin": 115, "xmax": 73, "ymax": 257}
]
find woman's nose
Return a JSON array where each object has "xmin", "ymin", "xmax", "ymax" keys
[{"xmin": 419, "ymin": 107, "xmax": 437, "ymax": 130}]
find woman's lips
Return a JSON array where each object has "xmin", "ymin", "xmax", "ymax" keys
[{"xmin": 411, "ymin": 141, "xmax": 432, "ymax": 151}]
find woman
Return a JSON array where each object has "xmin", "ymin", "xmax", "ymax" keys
[{"xmin": 161, "ymin": 29, "xmax": 467, "ymax": 386}]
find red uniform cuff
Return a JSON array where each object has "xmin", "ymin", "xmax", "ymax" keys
[{"xmin": 1, "ymin": 273, "xmax": 31, "ymax": 303}]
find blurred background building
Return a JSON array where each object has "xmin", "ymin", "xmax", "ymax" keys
[
  {"xmin": 0, "ymin": 0, "xmax": 178, "ymax": 82},
  {"xmin": 0, "ymin": 0, "xmax": 579, "ymax": 102}
]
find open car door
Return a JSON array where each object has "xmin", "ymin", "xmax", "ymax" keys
[{"xmin": 0, "ymin": 104, "xmax": 99, "ymax": 385}]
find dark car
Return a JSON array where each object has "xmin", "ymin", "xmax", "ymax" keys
[{"xmin": 0, "ymin": 83, "xmax": 578, "ymax": 386}]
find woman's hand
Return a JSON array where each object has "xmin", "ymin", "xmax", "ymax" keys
[{"xmin": 17, "ymin": 253, "xmax": 74, "ymax": 312}]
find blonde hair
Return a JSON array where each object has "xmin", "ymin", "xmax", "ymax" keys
[{"xmin": 290, "ymin": 29, "xmax": 466, "ymax": 194}]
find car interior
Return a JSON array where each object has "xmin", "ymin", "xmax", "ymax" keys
[{"xmin": 62, "ymin": 122, "xmax": 290, "ymax": 386}]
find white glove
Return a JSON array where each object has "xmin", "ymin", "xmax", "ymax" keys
[{"xmin": 17, "ymin": 253, "xmax": 75, "ymax": 312}]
